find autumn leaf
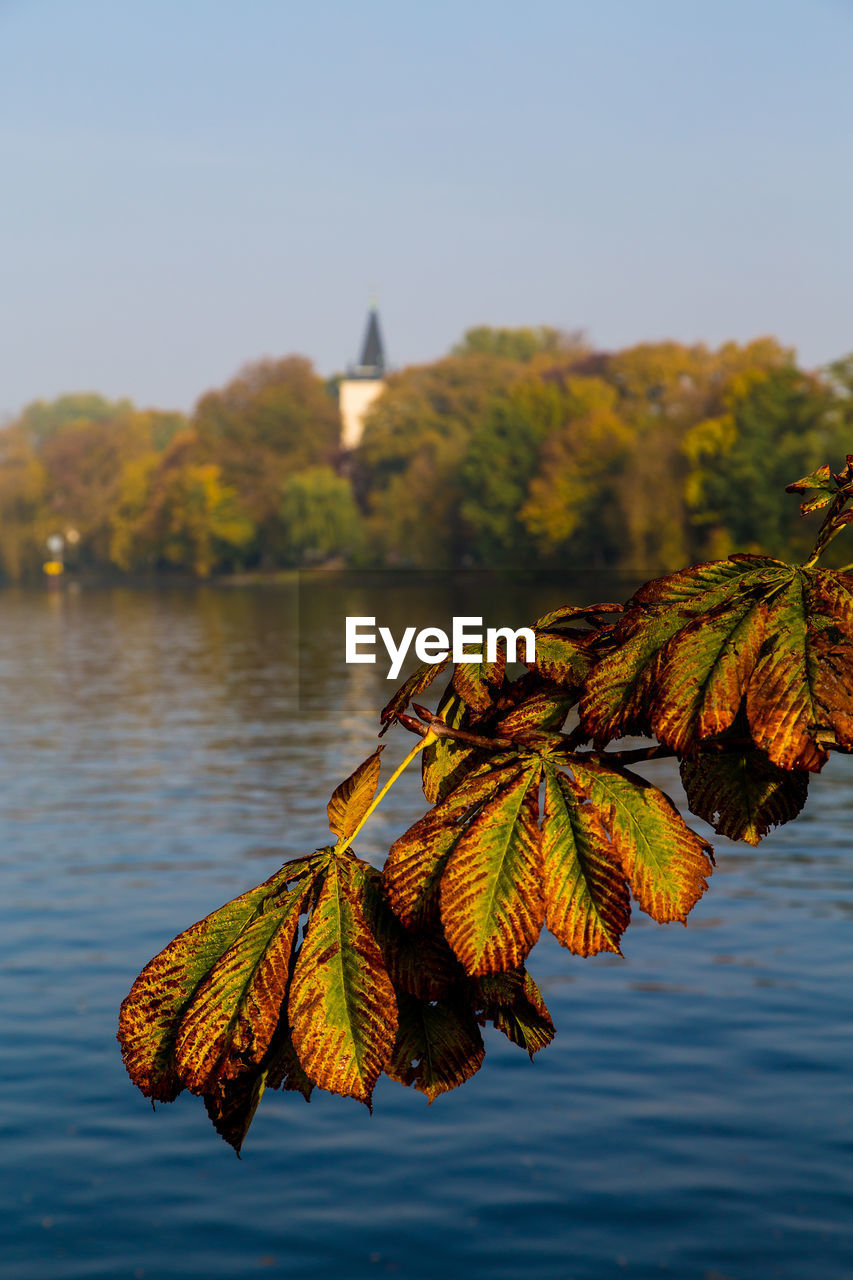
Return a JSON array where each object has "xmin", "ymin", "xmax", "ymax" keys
[
  {"xmin": 203, "ymin": 1024, "xmax": 313, "ymax": 1154},
  {"xmin": 386, "ymin": 992, "xmax": 485, "ymax": 1102},
  {"xmin": 117, "ymin": 854, "xmax": 322, "ymax": 1102},
  {"xmin": 366, "ymin": 880, "xmax": 465, "ymax": 1001},
  {"xmin": 569, "ymin": 758, "xmax": 713, "ymax": 924},
  {"xmin": 451, "ymin": 648, "xmax": 506, "ymax": 715},
  {"xmin": 540, "ymin": 764, "xmax": 631, "ymax": 956},
  {"xmin": 582, "ymin": 559, "xmax": 853, "ymax": 772},
  {"xmin": 327, "ymin": 747, "xmax": 384, "ymax": 840},
  {"xmin": 203, "ymin": 1068, "xmax": 269, "ymax": 1156},
  {"xmin": 473, "ymin": 969, "xmax": 555, "ymax": 1058},
  {"xmin": 384, "ymin": 759, "xmax": 522, "ymax": 928},
  {"xmin": 529, "ymin": 602, "xmax": 621, "ymax": 687},
  {"xmin": 581, "ymin": 555, "xmax": 787, "ymax": 745},
  {"xmin": 380, "ymin": 659, "xmax": 448, "ymax": 734},
  {"xmin": 174, "ymin": 881, "xmax": 306, "ymax": 1094},
  {"xmin": 288, "ymin": 853, "xmax": 398, "ymax": 1108},
  {"xmin": 785, "ymin": 462, "xmax": 833, "ymax": 494},
  {"xmin": 494, "ymin": 686, "xmax": 575, "ymax": 739},
  {"xmin": 744, "ymin": 570, "xmax": 853, "ymax": 770},
  {"xmin": 440, "ymin": 763, "xmax": 544, "ymax": 975},
  {"xmin": 680, "ymin": 748, "xmax": 809, "ymax": 845},
  {"xmin": 421, "ymin": 686, "xmax": 480, "ymax": 804}
]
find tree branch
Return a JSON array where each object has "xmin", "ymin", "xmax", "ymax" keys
[{"xmin": 395, "ymin": 707, "xmax": 853, "ymax": 765}]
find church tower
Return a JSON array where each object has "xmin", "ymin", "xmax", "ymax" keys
[{"xmin": 339, "ymin": 306, "xmax": 386, "ymax": 449}]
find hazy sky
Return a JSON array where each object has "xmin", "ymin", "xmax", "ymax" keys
[{"xmin": 1, "ymin": 0, "xmax": 851, "ymax": 417}]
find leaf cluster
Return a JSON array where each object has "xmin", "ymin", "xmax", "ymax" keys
[{"xmin": 118, "ymin": 460, "xmax": 853, "ymax": 1152}]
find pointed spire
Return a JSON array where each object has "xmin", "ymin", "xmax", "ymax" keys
[{"xmin": 356, "ymin": 307, "xmax": 385, "ymax": 376}]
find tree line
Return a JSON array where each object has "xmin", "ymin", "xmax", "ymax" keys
[{"xmin": 1, "ymin": 327, "xmax": 851, "ymax": 580}]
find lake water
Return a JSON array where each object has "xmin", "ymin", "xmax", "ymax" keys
[{"xmin": 1, "ymin": 577, "xmax": 852, "ymax": 1280}]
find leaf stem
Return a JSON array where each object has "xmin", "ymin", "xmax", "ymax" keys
[{"xmin": 334, "ymin": 730, "xmax": 437, "ymax": 857}]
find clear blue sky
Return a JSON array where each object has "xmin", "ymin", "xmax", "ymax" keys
[{"xmin": 1, "ymin": 0, "xmax": 851, "ymax": 417}]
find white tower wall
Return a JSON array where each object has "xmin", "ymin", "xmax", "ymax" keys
[{"xmin": 339, "ymin": 378, "xmax": 385, "ymax": 450}]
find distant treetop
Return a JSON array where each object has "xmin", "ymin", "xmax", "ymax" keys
[{"xmin": 451, "ymin": 325, "xmax": 588, "ymax": 363}]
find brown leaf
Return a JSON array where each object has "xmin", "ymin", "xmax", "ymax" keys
[
  {"xmin": 541, "ymin": 766, "xmax": 630, "ymax": 956},
  {"xmin": 650, "ymin": 592, "xmax": 769, "ymax": 755},
  {"xmin": 472, "ymin": 969, "xmax": 555, "ymax": 1058},
  {"xmin": 680, "ymin": 749, "xmax": 809, "ymax": 845},
  {"xmin": 570, "ymin": 759, "xmax": 713, "ymax": 924},
  {"xmin": 386, "ymin": 992, "xmax": 485, "ymax": 1102},
  {"xmin": 117, "ymin": 857, "xmax": 319, "ymax": 1102},
  {"xmin": 379, "ymin": 659, "xmax": 449, "ymax": 734},
  {"xmin": 365, "ymin": 877, "xmax": 464, "ymax": 1001},
  {"xmin": 495, "ymin": 687, "xmax": 575, "ymax": 738},
  {"xmin": 288, "ymin": 854, "xmax": 398, "ymax": 1108},
  {"xmin": 440, "ymin": 765, "xmax": 545, "ymax": 975},
  {"xmin": 203, "ymin": 1067, "xmax": 268, "ymax": 1156},
  {"xmin": 327, "ymin": 746, "xmax": 384, "ymax": 840},
  {"xmin": 265, "ymin": 1026, "xmax": 315, "ymax": 1101},
  {"xmin": 384, "ymin": 761, "xmax": 522, "ymax": 927},
  {"xmin": 421, "ymin": 687, "xmax": 480, "ymax": 804},
  {"xmin": 580, "ymin": 556, "xmax": 786, "ymax": 745},
  {"xmin": 174, "ymin": 882, "xmax": 306, "ymax": 1094},
  {"xmin": 451, "ymin": 649, "xmax": 506, "ymax": 715}
]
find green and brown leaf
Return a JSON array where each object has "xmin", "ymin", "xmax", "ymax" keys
[{"xmin": 581, "ymin": 559, "xmax": 853, "ymax": 772}]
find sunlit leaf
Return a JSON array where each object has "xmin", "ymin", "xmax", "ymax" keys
[
  {"xmin": 541, "ymin": 765, "xmax": 630, "ymax": 956},
  {"xmin": 288, "ymin": 853, "xmax": 398, "ymax": 1108},
  {"xmin": 529, "ymin": 603, "xmax": 621, "ymax": 686},
  {"xmin": 422, "ymin": 686, "xmax": 479, "ymax": 804},
  {"xmin": 173, "ymin": 881, "xmax": 306, "ymax": 1094},
  {"xmin": 744, "ymin": 571, "xmax": 853, "ymax": 770},
  {"xmin": 533, "ymin": 603, "xmax": 623, "ymax": 631},
  {"xmin": 327, "ymin": 746, "xmax": 384, "ymax": 840},
  {"xmin": 570, "ymin": 758, "xmax": 714, "ymax": 923},
  {"xmin": 649, "ymin": 591, "xmax": 769, "ymax": 755},
  {"xmin": 582, "ymin": 559, "xmax": 853, "ymax": 772},
  {"xmin": 440, "ymin": 764, "xmax": 544, "ymax": 975},
  {"xmin": 384, "ymin": 760, "xmax": 522, "ymax": 927},
  {"xmin": 494, "ymin": 687, "xmax": 575, "ymax": 738},
  {"xmin": 785, "ymin": 463, "xmax": 833, "ymax": 494},
  {"xmin": 580, "ymin": 555, "xmax": 786, "ymax": 744},
  {"xmin": 452, "ymin": 649, "xmax": 506, "ymax": 715},
  {"xmin": 117, "ymin": 856, "xmax": 321, "ymax": 1102}
]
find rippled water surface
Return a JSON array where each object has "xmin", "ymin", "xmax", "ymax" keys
[{"xmin": 1, "ymin": 579, "xmax": 852, "ymax": 1280}]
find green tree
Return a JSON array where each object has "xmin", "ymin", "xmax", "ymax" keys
[
  {"xmin": 194, "ymin": 357, "xmax": 342, "ymax": 559},
  {"xmin": 452, "ymin": 325, "xmax": 586, "ymax": 363},
  {"xmin": 275, "ymin": 467, "xmax": 364, "ymax": 566},
  {"xmin": 519, "ymin": 377, "xmax": 634, "ymax": 566},
  {"xmin": 458, "ymin": 376, "xmax": 581, "ymax": 564},
  {"xmin": 356, "ymin": 353, "xmax": 528, "ymax": 565},
  {"xmin": 110, "ymin": 430, "xmax": 254, "ymax": 577},
  {"xmin": 18, "ymin": 393, "xmax": 134, "ymax": 446},
  {"xmin": 0, "ymin": 425, "xmax": 48, "ymax": 581},
  {"xmin": 683, "ymin": 365, "xmax": 836, "ymax": 561},
  {"xmin": 38, "ymin": 406, "xmax": 176, "ymax": 564}
]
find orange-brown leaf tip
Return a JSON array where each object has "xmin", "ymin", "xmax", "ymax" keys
[
  {"xmin": 327, "ymin": 747, "xmax": 384, "ymax": 840},
  {"xmin": 440, "ymin": 766, "xmax": 544, "ymax": 975},
  {"xmin": 288, "ymin": 859, "xmax": 397, "ymax": 1105}
]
